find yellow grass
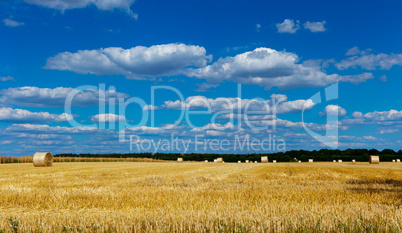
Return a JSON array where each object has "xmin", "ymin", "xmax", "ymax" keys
[{"xmin": 0, "ymin": 162, "xmax": 401, "ymax": 232}]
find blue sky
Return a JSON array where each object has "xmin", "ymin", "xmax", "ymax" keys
[{"xmin": 1, "ymin": 0, "xmax": 402, "ymax": 156}]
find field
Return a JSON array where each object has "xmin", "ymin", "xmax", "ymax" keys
[{"xmin": 0, "ymin": 162, "xmax": 401, "ymax": 232}]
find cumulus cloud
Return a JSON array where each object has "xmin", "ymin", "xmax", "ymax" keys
[
  {"xmin": 0, "ymin": 86, "xmax": 129, "ymax": 108},
  {"xmin": 320, "ymin": 105, "xmax": 346, "ymax": 117},
  {"xmin": 303, "ymin": 21, "xmax": 326, "ymax": 32},
  {"xmin": 247, "ymin": 118, "xmax": 346, "ymax": 132},
  {"xmin": 24, "ymin": 0, "xmax": 137, "ymax": 18},
  {"xmin": 363, "ymin": 110, "xmax": 402, "ymax": 122},
  {"xmin": 160, "ymin": 94, "xmax": 315, "ymax": 115},
  {"xmin": 336, "ymin": 52, "xmax": 402, "ymax": 70},
  {"xmin": 91, "ymin": 114, "xmax": 126, "ymax": 123},
  {"xmin": 0, "ymin": 76, "xmax": 15, "ymax": 81},
  {"xmin": 352, "ymin": 111, "xmax": 363, "ymax": 118},
  {"xmin": 45, "ymin": 43, "xmax": 210, "ymax": 80},
  {"xmin": 185, "ymin": 47, "xmax": 370, "ymax": 90},
  {"xmin": 0, "ymin": 107, "xmax": 74, "ymax": 123},
  {"xmin": 379, "ymin": 75, "xmax": 387, "ymax": 82},
  {"xmin": 276, "ymin": 19, "xmax": 300, "ymax": 33},
  {"xmin": 3, "ymin": 19, "xmax": 24, "ymax": 27},
  {"xmin": 5, "ymin": 124, "xmax": 100, "ymax": 134},
  {"xmin": 343, "ymin": 109, "xmax": 402, "ymax": 126}
]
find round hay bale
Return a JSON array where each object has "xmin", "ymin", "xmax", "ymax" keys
[
  {"xmin": 216, "ymin": 157, "xmax": 223, "ymax": 163},
  {"xmin": 261, "ymin": 156, "xmax": 268, "ymax": 163},
  {"xmin": 369, "ymin": 155, "xmax": 380, "ymax": 164},
  {"xmin": 33, "ymin": 152, "xmax": 53, "ymax": 167},
  {"xmin": 298, "ymin": 161, "xmax": 301, "ymax": 163},
  {"xmin": 397, "ymin": 159, "xmax": 400, "ymax": 162},
  {"xmin": 333, "ymin": 160, "xmax": 336, "ymax": 162},
  {"xmin": 273, "ymin": 160, "xmax": 276, "ymax": 163},
  {"xmin": 352, "ymin": 159, "xmax": 356, "ymax": 163},
  {"xmin": 205, "ymin": 160, "xmax": 208, "ymax": 163},
  {"xmin": 308, "ymin": 159, "xmax": 313, "ymax": 163},
  {"xmin": 338, "ymin": 160, "xmax": 342, "ymax": 163},
  {"xmin": 238, "ymin": 161, "xmax": 241, "ymax": 163},
  {"xmin": 392, "ymin": 159, "xmax": 395, "ymax": 162},
  {"xmin": 245, "ymin": 160, "xmax": 249, "ymax": 163},
  {"xmin": 177, "ymin": 158, "xmax": 183, "ymax": 162}
]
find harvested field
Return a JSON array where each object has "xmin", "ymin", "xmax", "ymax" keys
[{"xmin": 0, "ymin": 162, "xmax": 401, "ymax": 232}]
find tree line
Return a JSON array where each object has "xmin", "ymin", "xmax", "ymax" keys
[{"xmin": 55, "ymin": 148, "xmax": 401, "ymax": 162}]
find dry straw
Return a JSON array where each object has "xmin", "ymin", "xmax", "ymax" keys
[
  {"xmin": 216, "ymin": 157, "xmax": 223, "ymax": 163},
  {"xmin": 369, "ymin": 155, "xmax": 380, "ymax": 164},
  {"xmin": 333, "ymin": 160, "xmax": 336, "ymax": 162},
  {"xmin": 338, "ymin": 160, "xmax": 342, "ymax": 163},
  {"xmin": 397, "ymin": 159, "xmax": 401, "ymax": 162},
  {"xmin": 33, "ymin": 152, "xmax": 53, "ymax": 167},
  {"xmin": 309, "ymin": 159, "xmax": 313, "ymax": 163},
  {"xmin": 392, "ymin": 160, "xmax": 395, "ymax": 162},
  {"xmin": 273, "ymin": 160, "xmax": 276, "ymax": 163},
  {"xmin": 177, "ymin": 158, "xmax": 183, "ymax": 162},
  {"xmin": 352, "ymin": 159, "xmax": 356, "ymax": 163},
  {"xmin": 261, "ymin": 156, "xmax": 268, "ymax": 163},
  {"xmin": 205, "ymin": 160, "xmax": 208, "ymax": 163},
  {"xmin": 245, "ymin": 160, "xmax": 249, "ymax": 163},
  {"xmin": 238, "ymin": 161, "xmax": 241, "ymax": 163}
]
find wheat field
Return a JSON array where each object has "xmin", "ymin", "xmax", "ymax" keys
[{"xmin": 0, "ymin": 162, "xmax": 401, "ymax": 232}]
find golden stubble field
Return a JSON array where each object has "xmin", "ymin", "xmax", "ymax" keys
[{"xmin": 0, "ymin": 162, "xmax": 401, "ymax": 232}]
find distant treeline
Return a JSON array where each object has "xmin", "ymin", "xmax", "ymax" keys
[{"xmin": 55, "ymin": 149, "xmax": 401, "ymax": 162}]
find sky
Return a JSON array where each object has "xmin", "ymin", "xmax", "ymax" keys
[{"xmin": 1, "ymin": 0, "xmax": 402, "ymax": 156}]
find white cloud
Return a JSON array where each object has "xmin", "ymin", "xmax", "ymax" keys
[
  {"xmin": 5, "ymin": 124, "xmax": 100, "ymax": 134},
  {"xmin": 336, "ymin": 52, "xmax": 402, "ymax": 70},
  {"xmin": 0, "ymin": 86, "xmax": 129, "ymax": 108},
  {"xmin": 379, "ymin": 129, "xmax": 399, "ymax": 134},
  {"xmin": 195, "ymin": 83, "xmax": 219, "ymax": 92},
  {"xmin": 91, "ymin": 114, "xmax": 126, "ymax": 123},
  {"xmin": 185, "ymin": 47, "xmax": 370, "ymax": 90},
  {"xmin": 352, "ymin": 111, "xmax": 363, "ymax": 118},
  {"xmin": 256, "ymin": 23, "xmax": 261, "ymax": 31},
  {"xmin": 340, "ymin": 72, "xmax": 374, "ymax": 84},
  {"xmin": 363, "ymin": 109, "xmax": 402, "ymax": 122},
  {"xmin": 0, "ymin": 76, "xmax": 15, "ymax": 81},
  {"xmin": 379, "ymin": 75, "xmax": 387, "ymax": 82},
  {"xmin": 45, "ymin": 43, "xmax": 210, "ymax": 80},
  {"xmin": 303, "ymin": 21, "xmax": 326, "ymax": 32},
  {"xmin": 343, "ymin": 109, "xmax": 402, "ymax": 126},
  {"xmin": 3, "ymin": 19, "xmax": 24, "ymax": 27},
  {"xmin": 345, "ymin": 46, "xmax": 372, "ymax": 56},
  {"xmin": 24, "ymin": 0, "xmax": 137, "ymax": 18},
  {"xmin": 320, "ymin": 105, "xmax": 346, "ymax": 117},
  {"xmin": 0, "ymin": 107, "xmax": 74, "ymax": 123},
  {"xmin": 248, "ymin": 118, "xmax": 346, "ymax": 132},
  {"xmin": 276, "ymin": 19, "xmax": 300, "ymax": 33},
  {"xmin": 160, "ymin": 94, "xmax": 315, "ymax": 115},
  {"xmin": 142, "ymin": 105, "xmax": 159, "ymax": 111},
  {"xmin": 190, "ymin": 122, "xmax": 236, "ymax": 133}
]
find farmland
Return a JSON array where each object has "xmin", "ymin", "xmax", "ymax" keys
[{"xmin": 0, "ymin": 162, "xmax": 401, "ymax": 232}]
